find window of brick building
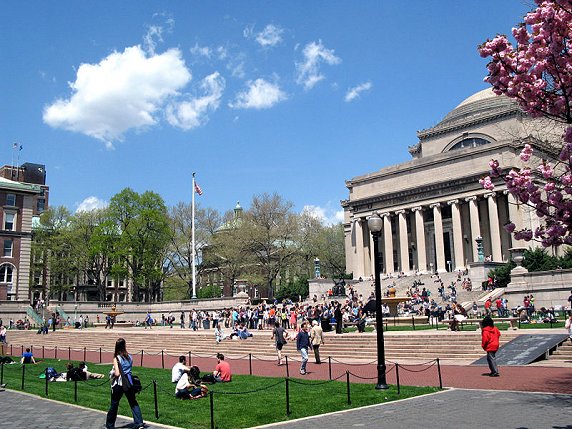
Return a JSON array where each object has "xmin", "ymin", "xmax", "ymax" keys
[
  {"xmin": 6, "ymin": 194, "xmax": 16, "ymax": 206},
  {"xmin": 4, "ymin": 212, "xmax": 15, "ymax": 231},
  {"xmin": 3, "ymin": 239, "xmax": 12, "ymax": 257}
]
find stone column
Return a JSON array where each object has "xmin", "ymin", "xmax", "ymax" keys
[
  {"xmin": 382, "ymin": 213, "xmax": 394, "ymax": 275},
  {"xmin": 412, "ymin": 207, "xmax": 427, "ymax": 273},
  {"xmin": 396, "ymin": 210, "xmax": 410, "ymax": 274},
  {"xmin": 431, "ymin": 203, "xmax": 447, "ymax": 273},
  {"xmin": 448, "ymin": 199, "xmax": 465, "ymax": 271},
  {"xmin": 505, "ymin": 191, "xmax": 526, "ymax": 248},
  {"xmin": 486, "ymin": 192, "xmax": 503, "ymax": 262},
  {"xmin": 354, "ymin": 218, "xmax": 365, "ymax": 279},
  {"xmin": 466, "ymin": 196, "xmax": 481, "ymax": 262}
]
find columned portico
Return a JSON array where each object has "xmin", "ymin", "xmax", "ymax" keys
[
  {"xmin": 397, "ymin": 210, "xmax": 410, "ymax": 274},
  {"xmin": 382, "ymin": 213, "xmax": 394, "ymax": 274},
  {"xmin": 486, "ymin": 192, "xmax": 503, "ymax": 262},
  {"xmin": 466, "ymin": 196, "xmax": 481, "ymax": 262},
  {"xmin": 448, "ymin": 199, "xmax": 465, "ymax": 271},
  {"xmin": 430, "ymin": 203, "xmax": 447, "ymax": 273},
  {"xmin": 412, "ymin": 206, "xmax": 427, "ymax": 273},
  {"xmin": 505, "ymin": 191, "xmax": 526, "ymax": 248}
]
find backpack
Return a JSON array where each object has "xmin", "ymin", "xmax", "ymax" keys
[
  {"xmin": 46, "ymin": 367, "xmax": 59, "ymax": 378},
  {"xmin": 67, "ymin": 367, "xmax": 85, "ymax": 381}
]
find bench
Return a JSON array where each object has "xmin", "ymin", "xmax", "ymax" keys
[
  {"xmin": 93, "ymin": 322, "xmax": 135, "ymax": 328},
  {"xmin": 442, "ymin": 317, "xmax": 519, "ymax": 330}
]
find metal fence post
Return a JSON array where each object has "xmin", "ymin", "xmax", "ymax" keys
[
  {"xmin": 161, "ymin": 350, "xmax": 164, "ymax": 369},
  {"xmin": 45, "ymin": 367, "xmax": 49, "ymax": 396},
  {"xmin": 285, "ymin": 355, "xmax": 289, "ymax": 378},
  {"xmin": 153, "ymin": 380, "xmax": 159, "ymax": 419},
  {"xmin": 55, "ymin": 346, "xmax": 57, "ymax": 359},
  {"xmin": 436, "ymin": 358, "xmax": 443, "ymax": 389},
  {"xmin": 140, "ymin": 350, "xmax": 144, "ymax": 367},
  {"xmin": 209, "ymin": 391, "xmax": 215, "ymax": 429},
  {"xmin": 346, "ymin": 370, "xmax": 351, "ymax": 405},
  {"xmin": 83, "ymin": 347, "xmax": 86, "ymax": 362},
  {"xmin": 328, "ymin": 356, "xmax": 332, "ymax": 380},
  {"xmin": 395, "ymin": 363, "xmax": 400, "ymax": 395},
  {"xmin": 249, "ymin": 353, "xmax": 252, "ymax": 375},
  {"xmin": 100, "ymin": 347, "xmax": 102, "ymax": 364},
  {"xmin": 68, "ymin": 346, "xmax": 71, "ymax": 360},
  {"xmin": 285, "ymin": 378, "xmax": 290, "ymax": 415}
]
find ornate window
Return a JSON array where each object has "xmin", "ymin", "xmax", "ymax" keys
[
  {"xmin": 449, "ymin": 137, "xmax": 491, "ymax": 151},
  {"xmin": 0, "ymin": 264, "xmax": 13, "ymax": 283}
]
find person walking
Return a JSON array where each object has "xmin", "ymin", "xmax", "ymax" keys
[
  {"xmin": 334, "ymin": 303, "xmax": 343, "ymax": 334},
  {"xmin": 105, "ymin": 338, "xmax": 144, "ymax": 429},
  {"xmin": 565, "ymin": 312, "xmax": 572, "ymax": 342},
  {"xmin": 481, "ymin": 316, "xmax": 501, "ymax": 377},
  {"xmin": 271, "ymin": 321, "xmax": 289, "ymax": 365},
  {"xmin": 310, "ymin": 320, "xmax": 324, "ymax": 364},
  {"xmin": 296, "ymin": 322, "xmax": 311, "ymax": 375}
]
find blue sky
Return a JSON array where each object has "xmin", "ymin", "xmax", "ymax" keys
[{"xmin": 0, "ymin": 1, "xmax": 530, "ymax": 224}]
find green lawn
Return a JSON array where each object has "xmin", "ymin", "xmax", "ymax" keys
[{"xmin": 0, "ymin": 359, "xmax": 440, "ymax": 429}]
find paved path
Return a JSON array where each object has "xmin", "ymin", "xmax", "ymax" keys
[
  {"xmin": 0, "ymin": 388, "xmax": 177, "ymax": 429},
  {"xmin": 253, "ymin": 389, "xmax": 572, "ymax": 429}
]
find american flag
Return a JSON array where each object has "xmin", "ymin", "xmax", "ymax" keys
[{"xmin": 194, "ymin": 182, "xmax": 203, "ymax": 196}]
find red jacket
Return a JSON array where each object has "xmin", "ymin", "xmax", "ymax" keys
[{"xmin": 481, "ymin": 326, "xmax": 501, "ymax": 352}]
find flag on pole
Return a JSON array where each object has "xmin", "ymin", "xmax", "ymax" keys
[{"xmin": 194, "ymin": 182, "xmax": 203, "ymax": 196}]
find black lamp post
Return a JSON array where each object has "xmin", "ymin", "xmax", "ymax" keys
[{"xmin": 367, "ymin": 212, "xmax": 388, "ymax": 390}]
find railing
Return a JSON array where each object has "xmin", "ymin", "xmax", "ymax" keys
[{"xmin": 25, "ymin": 307, "xmax": 44, "ymax": 327}]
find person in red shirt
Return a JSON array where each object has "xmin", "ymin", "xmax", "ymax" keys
[
  {"xmin": 495, "ymin": 298, "xmax": 502, "ymax": 316},
  {"xmin": 213, "ymin": 353, "xmax": 232, "ymax": 382},
  {"xmin": 484, "ymin": 298, "xmax": 492, "ymax": 315},
  {"xmin": 481, "ymin": 316, "xmax": 501, "ymax": 377}
]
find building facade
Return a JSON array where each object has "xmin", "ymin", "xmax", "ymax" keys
[
  {"xmin": 342, "ymin": 89, "xmax": 561, "ymax": 279},
  {"xmin": 0, "ymin": 163, "xmax": 48, "ymax": 301}
]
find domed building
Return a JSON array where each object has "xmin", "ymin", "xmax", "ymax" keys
[{"xmin": 342, "ymin": 88, "xmax": 562, "ymax": 278}]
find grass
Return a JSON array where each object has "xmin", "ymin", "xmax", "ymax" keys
[{"xmin": 0, "ymin": 358, "xmax": 440, "ymax": 429}]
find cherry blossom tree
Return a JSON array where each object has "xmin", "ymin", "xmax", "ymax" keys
[{"xmin": 478, "ymin": 0, "xmax": 572, "ymax": 247}]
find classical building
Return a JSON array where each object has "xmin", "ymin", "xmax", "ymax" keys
[
  {"xmin": 0, "ymin": 163, "xmax": 49, "ymax": 301},
  {"xmin": 342, "ymin": 88, "xmax": 562, "ymax": 278}
]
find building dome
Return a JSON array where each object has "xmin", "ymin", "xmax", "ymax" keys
[{"xmin": 417, "ymin": 87, "xmax": 520, "ymax": 140}]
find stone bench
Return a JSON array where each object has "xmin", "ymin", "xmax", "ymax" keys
[
  {"xmin": 442, "ymin": 317, "xmax": 519, "ymax": 330},
  {"xmin": 93, "ymin": 322, "xmax": 135, "ymax": 328}
]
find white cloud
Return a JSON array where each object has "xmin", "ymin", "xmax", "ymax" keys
[
  {"xmin": 255, "ymin": 24, "xmax": 283, "ymax": 47},
  {"xmin": 166, "ymin": 72, "xmax": 225, "ymax": 130},
  {"xmin": 345, "ymin": 81, "xmax": 372, "ymax": 102},
  {"xmin": 302, "ymin": 205, "xmax": 344, "ymax": 226},
  {"xmin": 143, "ymin": 15, "xmax": 174, "ymax": 55},
  {"xmin": 229, "ymin": 78, "xmax": 287, "ymax": 110},
  {"xmin": 43, "ymin": 46, "xmax": 192, "ymax": 146},
  {"xmin": 295, "ymin": 40, "xmax": 341, "ymax": 90},
  {"xmin": 190, "ymin": 43, "xmax": 212, "ymax": 58},
  {"xmin": 76, "ymin": 196, "xmax": 108, "ymax": 213}
]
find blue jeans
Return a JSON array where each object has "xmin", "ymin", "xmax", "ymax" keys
[
  {"xmin": 300, "ymin": 348, "xmax": 308, "ymax": 373},
  {"xmin": 106, "ymin": 384, "xmax": 143, "ymax": 429}
]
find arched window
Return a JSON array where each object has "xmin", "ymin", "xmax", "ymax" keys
[
  {"xmin": 0, "ymin": 265, "xmax": 13, "ymax": 283},
  {"xmin": 449, "ymin": 137, "xmax": 491, "ymax": 151}
]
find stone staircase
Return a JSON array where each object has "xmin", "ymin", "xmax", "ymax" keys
[
  {"xmin": 2, "ymin": 328, "xmax": 521, "ymax": 363},
  {"xmin": 548, "ymin": 339, "xmax": 572, "ymax": 364}
]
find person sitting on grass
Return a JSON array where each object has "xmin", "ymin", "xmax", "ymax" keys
[
  {"xmin": 79, "ymin": 361, "xmax": 104, "ymax": 379},
  {"xmin": 172, "ymin": 355, "xmax": 191, "ymax": 383},
  {"xmin": 21, "ymin": 348, "xmax": 36, "ymax": 364},
  {"xmin": 175, "ymin": 366, "xmax": 208, "ymax": 399},
  {"xmin": 213, "ymin": 353, "xmax": 232, "ymax": 382}
]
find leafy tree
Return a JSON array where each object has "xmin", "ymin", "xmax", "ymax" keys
[
  {"xmin": 197, "ymin": 284, "xmax": 221, "ymax": 299},
  {"xmin": 165, "ymin": 202, "xmax": 222, "ymax": 297},
  {"xmin": 242, "ymin": 193, "xmax": 300, "ymax": 298},
  {"xmin": 479, "ymin": 0, "xmax": 572, "ymax": 246},
  {"xmin": 274, "ymin": 276, "xmax": 309, "ymax": 302},
  {"xmin": 108, "ymin": 188, "xmax": 170, "ymax": 302}
]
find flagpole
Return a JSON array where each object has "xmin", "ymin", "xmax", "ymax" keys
[{"xmin": 191, "ymin": 172, "xmax": 197, "ymax": 299}]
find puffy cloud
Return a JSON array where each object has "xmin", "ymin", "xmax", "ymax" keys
[
  {"xmin": 345, "ymin": 81, "xmax": 372, "ymax": 102},
  {"xmin": 302, "ymin": 205, "xmax": 344, "ymax": 226},
  {"xmin": 229, "ymin": 78, "xmax": 287, "ymax": 110},
  {"xmin": 166, "ymin": 72, "xmax": 225, "ymax": 130},
  {"xmin": 76, "ymin": 196, "xmax": 108, "ymax": 213},
  {"xmin": 295, "ymin": 40, "xmax": 341, "ymax": 90},
  {"xmin": 43, "ymin": 46, "xmax": 192, "ymax": 146},
  {"xmin": 255, "ymin": 24, "xmax": 283, "ymax": 47}
]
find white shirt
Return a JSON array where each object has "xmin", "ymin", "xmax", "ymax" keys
[
  {"xmin": 175, "ymin": 372, "xmax": 189, "ymax": 393},
  {"xmin": 172, "ymin": 362, "xmax": 187, "ymax": 383}
]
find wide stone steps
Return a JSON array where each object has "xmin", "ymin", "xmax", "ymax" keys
[{"xmin": 3, "ymin": 329, "xmax": 521, "ymax": 363}]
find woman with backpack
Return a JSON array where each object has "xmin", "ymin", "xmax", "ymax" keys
[{"xmin": 105, "ymin": 338, "xmax": 144, "ymax": 429}]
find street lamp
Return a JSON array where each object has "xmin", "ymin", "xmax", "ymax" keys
[{"xmin": 367, "ymin": 212, "xmax": 389, "ymax": 390}]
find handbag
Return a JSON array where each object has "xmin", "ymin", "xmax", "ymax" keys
[{"xmin": 117, "ymin": 356, "xmax": 142, "ymax": 394}]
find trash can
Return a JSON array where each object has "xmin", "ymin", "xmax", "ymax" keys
[{"xmin": 203, "ymin": 319, "xmax": 210, "ymax": 329}]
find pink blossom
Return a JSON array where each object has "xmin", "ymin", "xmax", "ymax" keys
[{"xmin": 479, "ymin": 176, "xmax": 495, "ymax": 191}]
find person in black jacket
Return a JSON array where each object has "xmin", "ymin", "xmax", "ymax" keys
[
  {"xmin": 334, "ymin": 303, "xmax": 343, "ymax": 334},
  {"xmin": 296, "ymin": 323, "xmax": 311, "ymax": 375}
]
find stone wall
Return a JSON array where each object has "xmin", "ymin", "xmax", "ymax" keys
[{"xmin": 506, "ymin": 268, "xmax": 572, "ymax": 310}]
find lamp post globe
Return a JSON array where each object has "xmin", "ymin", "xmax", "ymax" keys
[{"xmin": 367, "ymin": 212, "xmax": 388, "ymax": 390}]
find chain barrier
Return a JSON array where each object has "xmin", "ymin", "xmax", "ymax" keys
[
  {"xmin": 289, "ymin": 376, "xmax": 341, "ymax": 385},
  {"xmin": 397, "ymin": 361, "xmax": 437, "ymax": 373},
  {"xmin": 330, "ymin": 357, "xmax": 378, "ymax": 366},
  {"xmin": 346, "ymin": 371, "xmax": 378, "ymax": 380},
  {"xmin": 212, "ymin": 379, "xmax": 284, "ymax": 395},
  {"xmin": 387, "ymin": 359, "xmax": 437, "ymax": 366}
]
